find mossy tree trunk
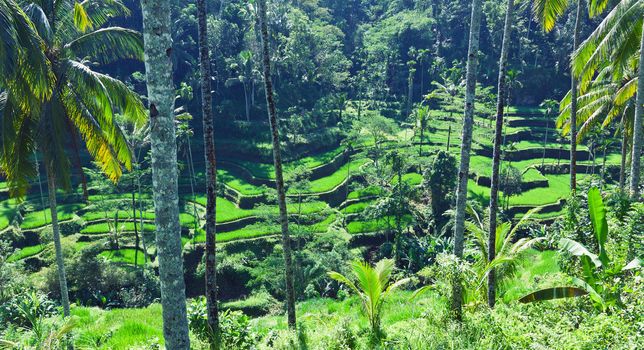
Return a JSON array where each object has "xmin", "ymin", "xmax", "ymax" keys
[
  {"xmin": 140, "ymin": 0, "xmax": 191, "ymax": 348},
  {"xmin": 45, "ymin": 164, "xmax": 71, "ymax": 318},
  {"xmin": 197, "ymin": 0, "xmax": 220, "ymax": 337},
  {"xmin": 488, "ymin": 0, "xmax": 514, "ymax": 309},
  {"xmin": 629, "ymin": 27, "xmax": 644, "ymax": 200},
  {"xmin": 257, "ymin": 0, "xmax": 297, "ymax": 329},
  {"xmin": 569, "ymin": 0, "xmax": 583, "ymax": 192},
  {"xmin": 452, "ymin": 0, "xmax": 483, "ymax": 321}
]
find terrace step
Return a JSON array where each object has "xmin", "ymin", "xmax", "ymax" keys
[{"xmin": 475, "ymin": 146, "xmax": 591, "ymax": 162}]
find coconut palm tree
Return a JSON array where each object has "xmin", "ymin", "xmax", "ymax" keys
[
  {"xmin": 558, "ymin": 65, "xmax": 637, "ymax": 190},
  {"xmin": 414, "ymin": 105, "xmax": 430, "ymax": 156},
  {"xmin": 452, "ymin": 0, "xmax": 484, "ymax": 321},
  {"xmin": 488, "ymin": 0, "xmax": 516, "ymax": 309},
  {"xmin": 467, "ymin": 207, "xmax": 545, "ymax": 304},
  {"xmin": 532, "ymin": 0, "xmax": 612, "ymax": 191},
  {"xmin": 540, "ymin": 99, "xmax": 559, "ymax": 168},
  {"xmin": 328, "ymin": 259, "xmax": 410, "ymax": 340},
  {"xmin": 139, "ymin": 0, "xmax": 191, "ymax": 347},
  {"xmin": 1, "ymin": 0, "xmax": 145, "ymax": 318},
  {"xmin": 569, "ymin": 0, "xmax": 643, "ymax": 199},
  {"xmin": 257, "ymin": 0, "xmax": 297, "ymax": 329},
  {"xmin": 196, "ymin": 0, "xmax": 220, "ymax": 339}
]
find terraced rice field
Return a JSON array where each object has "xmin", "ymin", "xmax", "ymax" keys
[{"xmin": 1, "ymin": 104, "xmax": 620, "ymax": 266}]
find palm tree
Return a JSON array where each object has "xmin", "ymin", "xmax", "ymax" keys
[
  {"xmin": 558, "ymin": 67, "xmax": 636, "ymax": 189},
  {"xmin": 532, "ymin": 0, "xmax": 611, "ymax": 191},
  {"xmin": 140, "ymin": 0, "xmax": 191, "ymax": 348},
  {"xmin": 414, "ymin": 105, "xmax": 430, "ymax": 156},
  {"xmin": 488, "ymin": 0, "xmax": 515, "ymax": 309},
  {"xmin": 257, "ymin": 0, "xmax": 296, "ymax": 329},
  {"xmin": 117, "ymin": 115, "xmax": 150, "ymax": 267},
  {"xmin": 452, "ymin": 0, "xmax": 484, "ymax": 321},
  {"xmin": 196, "ymin": 0, "xmax": 220, "ymax": 339},
  {"xmin": 562, "ymin": 0, "xmax": 643, "ymax": 196},
  {"xmin": 540, "ymin": 99, "xmax": 559, "ymax": 168},
  {"xmin": 328, "ymin": 259, "xmax": 410, "ymax": 340},
  {"xmin": 574, "ymin": 0, "xmax": 643, "ymax": 199},
  {"xmin": 2, "ymin": 0, "xmax": 145, "ymax": 318},
  {"xmin": 430, "ymin": 75, "xmax": 465, "ymax": 151},
  {"xmin": 466, "ymin": 207, "xmax": 544, "ymax": 304}
]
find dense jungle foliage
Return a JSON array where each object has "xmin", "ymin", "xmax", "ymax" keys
[{"xmin": 0, "ymin": 0, "xmax": 642, "ymax": 349}]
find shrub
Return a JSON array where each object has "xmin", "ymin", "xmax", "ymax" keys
[{"xmin": 188, "ymin": 297, "xmax": 257, "ymax": 349}]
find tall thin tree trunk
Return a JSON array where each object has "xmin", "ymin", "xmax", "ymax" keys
[
  {"xmin": 620, "ymin": 117, "xmax": 628, "ymax": 190},
  {"xmin": 629, "ymin": 28, "xmax": 644, "ymax": 200},
  {"xmin": 591, "ymin": 141, "xmax": 596, "ymax": 176},
  {"xmin": 132, "ymin": 177, "xmax": 140, "ymax": 268},
  {"xmin": 258, "ymin": 0, "xmax": 297, "ymax": 329},
  {"xmin": 406, "ymin": 68, "xmax": 414, "ymax": 117},
  {"xmin": 140, "ymin": 0, "xmax": 190, "ymax": 348},
  {"xmin": 488, "ymin": 0, "xmax": 514, "ymax": 309},
  {"xmin": 138, "ymin": 178, "xmax": 148, "ymax": 265},
  {"xmin": 600, "ymin": 145, "xmax": 607, "ymax": 189},
  {"xmin": 569, "ymin": 0, "xmax": 583, "ymax": 192},
  {"xmin": 197, "ymin": 0, "xmax": 220, "ymax": 337},
  {"xmin": 542, "ymin": 118, "xmax": 549, "ymax": 168},
  {"xmin": 452, "ymin": 0, "xmax": 483, "ymax": 321},
  {"xmin": 186, "ymin": 140, "xmax": 201, "ymax": 234},
  {"xmin": 45, "ymin": 164, "xmax": 71, "ymax": 317}
]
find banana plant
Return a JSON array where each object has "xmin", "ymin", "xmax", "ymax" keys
[
  {"xmin": 328, "ymin": 259, "xmax": 410, "ymax": 339},
  {"xmin": 520, "ymin": 187, "xmax": 641, "ymax": 310}
]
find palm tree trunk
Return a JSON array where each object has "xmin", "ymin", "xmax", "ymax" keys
[
  {"xmin": 620, "ymin": 118, "xmax": 628, "ymax": 190},
  {"xmin": 488, "ymin": 0, "xmax": 514, "ymax": 309},
  {"xmin": 452, "ymin": 0, "xmax": 483, "ymax": 321},
  {"xmin": 569, "ymin": 0, "xmax": 583, "ymax": 192},
  {"xmin": 136, "ymin": 164, "xmax": 148, "ymax": 265},
  {"xmin": 258, "ymin": 0, "xmax": 297, "ymax": 329},
  {"xmin": 131, "ymin": 177, "xmax": 140, "ymax": 268},
  {"xmin": 407, "ymin": 68, "xmax": 414, "ymax": 117},
  {"xmin": 447, "ymin": 123, "xmax": 451, "ymax": 152},
  {"xmin": 45, "ymin": 164, "xmax": 71, "ymax": 317},
  {"xmin": 197, "ymin": 0, "xmax": 220, "ymax": 336},
  {"xmin": 600, "ymin": 145, "xmax": 607, "ymax": 189},
  {"xmin": 186, "ymin": 140, "xmax": 201, "ymax": 236},
  {"xmin": 629, "ymin": 27, "xmax": 644, "ymax": 200},
  {"xmin": 140, "ymin": 0, "xmax": 190, "ymax": 348},
  {"xmin": 542, "ymin": 118, "xmax": 549, "ymax": 168}
]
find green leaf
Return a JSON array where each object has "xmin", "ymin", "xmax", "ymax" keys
[
  {"xmin": 532, "ymin": 0, "xmax": 570, "ymax": 32},
  {"xmin": 74, "ymin": 1, "xmax": 92, "ymax": 32},
  {"xmin": 519, "ymin": 287, "xmax": 587, "ymax": 303},
  {"xmin": 623, "ymin": 258, "xmax": 641, "ymax": 271},
  {"xmin": 559, "ymin": 238, "xmax": 602, "ymax": 268},
  {"xmin": 587, "ymin": 187, "xmax": 610, "ymax": 265}
]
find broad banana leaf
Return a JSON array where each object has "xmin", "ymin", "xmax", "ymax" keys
[
  {"xmin": 587, "ymin": 187, "xmax": 610, "ymax": 265},
  {"xmin": 519, "ymin": 287, "xmax": 588, "ymax": 303}
]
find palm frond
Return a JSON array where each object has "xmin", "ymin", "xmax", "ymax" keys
[
  {"xmin": 0, "ymin": 0, "xmax": 52, "ymax": 101},
  {"xmin": 573, "ymin": 0, "xmax": 643, "ymax": 86},
  {"xmin": 80, "ymin": 0, "xmax": 130, "ymax": 28},
  {"xmin": 0, "ymin": 92, "xmax": 38, "ymax": 199},
  {"xmin": 73, "ymin": 1, "xmax": 92, "ymax": 32},
  {"xmin": 65, "ymin": 27, "xmax": 143, "ymax": 64},
  {"xmin": 532, "ymin": 0, "xmax": 569, "ymax": 32}
]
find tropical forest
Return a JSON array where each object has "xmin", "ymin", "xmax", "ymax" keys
[{"xmin": 0, "ymin": 0, "xmax": 642, "ymax": 349}]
